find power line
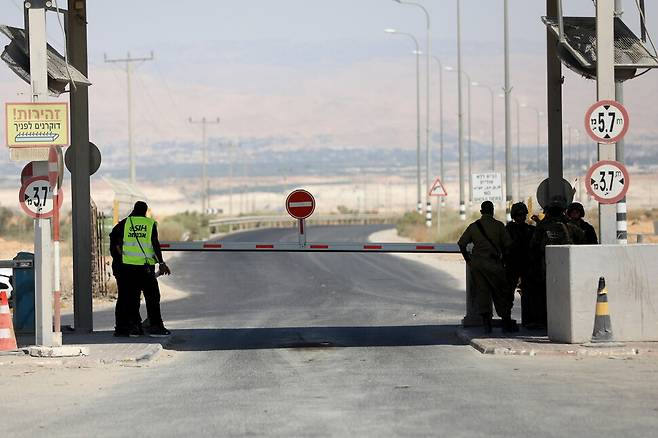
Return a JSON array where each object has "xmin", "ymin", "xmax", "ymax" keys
[
  {"xmin": 104, "ymin": 51, "xmax": 154, "ymax": 185},
  {"xmin": 189, "ymin": 117, "xmax": 221, "ymax": 212}
]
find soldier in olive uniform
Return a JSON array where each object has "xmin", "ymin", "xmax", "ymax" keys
[
  {"xmin": 527, "ymin": 201, "xmax": 577, "ymax": 328},
  {"xmin": 505, "ymin": 202, "xmax": 535, "ymax": 327},
  {"xmin": 458, "ymin": 201, "xmax": 518, "ymax": 334},
  {"xmin": 567, "ymin": 202, "xmax": 598, "ymax": 244}
]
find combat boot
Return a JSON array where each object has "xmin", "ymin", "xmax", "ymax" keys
[
  {"xmin": 502, "ymin": 317, "xmax": 519, "ymax": 333},
  {"xmin": 481, "ymin": 313, "xmax": 493, "ymax": 334}
]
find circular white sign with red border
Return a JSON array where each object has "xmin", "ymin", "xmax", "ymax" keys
[
  {"xmin": 286, "ymin": 189, "xmax": 315, "ymax": 220},
  {"xmin": 584, "ymin": 99, "xmax": 629, "ymax": 144},
  {"xmin": 18, "ymin": 176, "xmax": 63, "ymax": 219},
  {"xmin": 585, "ymin": 160, "xmax": 630, "ymax": 204}
]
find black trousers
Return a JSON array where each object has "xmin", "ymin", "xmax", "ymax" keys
[{"xmin": 114, "ymin": 264, "xmax": 163, "ymax": 332}]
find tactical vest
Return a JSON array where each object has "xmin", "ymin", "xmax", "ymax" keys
[{"xmin": 122, "ymin": 216, "xmax": 157, "ymax": 265}]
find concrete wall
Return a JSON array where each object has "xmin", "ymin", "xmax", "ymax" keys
[{"xmin": 546, "ymin": 244, "xmax": 658, "ymax": 343}]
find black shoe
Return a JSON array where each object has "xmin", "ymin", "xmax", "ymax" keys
[
  {"xmin": 502, "ymin": 318, "xmax": 520, "ymax": 333},
  {"xmin": 114, "ymin": 330, "xmax": 130, "ymax": 338},
  {"xmin": 129, "ymin": 326, "xmax": 142, "ymax": 338},
  {"xmin": 148, "ymin": 326, "xmax": 171, "ymax": 338}
]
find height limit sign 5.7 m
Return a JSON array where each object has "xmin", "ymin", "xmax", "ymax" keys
[{"xmin": 584, "ymin": 99, "xmax": 629, "ymax": 144}]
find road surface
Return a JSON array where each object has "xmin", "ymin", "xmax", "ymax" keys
[{"xmin": 6, "ymin": 225, "xmax": 658, "ymax": 437}]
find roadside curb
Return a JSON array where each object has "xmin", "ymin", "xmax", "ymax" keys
[{"xmin": 456, "ymin": 327, "xmax": 657, "ymax": 357}]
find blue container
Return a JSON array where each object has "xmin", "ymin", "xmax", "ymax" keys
[{"xmin": 13, "ymin": 252, "xmax": 34, "ymax": 333}]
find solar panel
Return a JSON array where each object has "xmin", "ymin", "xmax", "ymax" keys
[{"xmin": 542, "ymin": 16, "xmax": 658, "ymax": 81}]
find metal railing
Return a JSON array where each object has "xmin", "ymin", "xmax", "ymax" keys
[
  {"xmin": 208, "ymin": 214, "xmax": 399, "ymax": 234},
  {"xmin": 0, "ymin": 259, "xmax": 33, "ymax": 269}
]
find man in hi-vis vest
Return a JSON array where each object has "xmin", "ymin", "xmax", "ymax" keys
[{"xmin": 110, "ymin": 201, "xmax": 171, "ymax": 337}]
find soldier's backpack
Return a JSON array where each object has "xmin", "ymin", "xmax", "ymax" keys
[{"xmin": 543, "ymin": 220, "xmax": 573, "ymax": 247}]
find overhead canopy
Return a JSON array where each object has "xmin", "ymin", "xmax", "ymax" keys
[
  {"xmin": 542, "ymin": 16, "xmax": 658, "ymax": 82},
  {"xmin": 0, "ymin": 25, "xmax": 91, "ymax": 96}
]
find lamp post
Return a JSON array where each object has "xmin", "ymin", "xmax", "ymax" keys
[
  {"xmin": 520, "ymin": 104, "xmax": 543, "ymax": 184},
  {"xmin": 393, "ymin": 0, "xmax": 432, "ymax": 226},
  {"xmin": 472, "ymin": 82, "xmax": 495, "ymax": 172},
  {"xmin": 456, "ymin": 0, "xmax": 465, "ymax": 220},
  {"xmin": 513, "ymin": 97, "xmax": 521, "ymax": 201},
  {"xmin": 446, "ymin": 66, "xmax": 472, "ymax": 209},
  {"xmin": 385, "ymin": 28, "xmax": 422, "ymax": 215},
  {"xmin": 432, "ymin": 56, "xmax": 444, "ymax": 206}
]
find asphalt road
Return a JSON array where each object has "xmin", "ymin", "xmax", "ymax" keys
[{"xmin": 9, "ymin": 225, "xmax": 658, "ymax": 437}]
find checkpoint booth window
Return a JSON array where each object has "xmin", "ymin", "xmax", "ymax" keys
[{"xmin": 542, "ymin": 15, "xmax": 658, "ymax": 82}]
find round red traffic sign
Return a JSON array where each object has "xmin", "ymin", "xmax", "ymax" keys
[
  {"xmin": 584, "ymin": 99, "xmax": 630, "ymax": 144},
  {"xmin": 18, "ymin": 176, "xmax": 63, "ymax": 219},
  {"xmin": 585, "ymin": 160, "xmax": 630, "ymax": 204},
  {"xmin": 286, "ymin": 189, "xmax": 315, "ymax": 220}
]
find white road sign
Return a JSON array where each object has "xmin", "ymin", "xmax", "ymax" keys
[
  {"xmin": 585, "ymin": 160, "xmax": 630, "ymax": 204},
  {"xmin": 18, "ymin": 176, "xmax": 61, "ymax": 218},
  {"xmin": 472, "ymin": 172, "xmax": 503, "ymax": 203},
  {"xmin": 584, "ymin": 99, "xmax": 629, "ymax": 144}
]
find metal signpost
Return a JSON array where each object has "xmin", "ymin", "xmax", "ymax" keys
[
  {"xmin": 285, "ymin": 189, "xmax": 316, "ymax": 246},
  {"xmin": 585, "ymin": 160, "xmax": 630, "ymax": 205}
]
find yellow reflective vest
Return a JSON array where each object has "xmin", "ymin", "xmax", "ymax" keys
[{"xmin": 122, "ymin": 216, "xmax": 157, "ymax": 265}]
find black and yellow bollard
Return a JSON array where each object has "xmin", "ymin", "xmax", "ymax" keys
[
  {"xmin": 584, "ymin": 277, "xmax": 624, "ymax": 347},
  {"xmin": 591, "ymin": 277, "xmax": 613, "ymax": 342}
]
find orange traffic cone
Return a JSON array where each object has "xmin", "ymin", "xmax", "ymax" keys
[{"xmin": 0, "ymin": 290, "xmax": 18, "ymax": 351}]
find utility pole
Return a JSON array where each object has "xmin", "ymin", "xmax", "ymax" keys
[
  {"xmin": 504, "ymin": 0, "xmax": 513, "ymax": 221},
  {"xmin": 457, "ymin": 0, "xmax": 466, "ymax": 220},
  {"xmin": 615, "ymin": 0, "xmax": 627, "ymax": 244},
  {"xmin": 189, "ymin": 117, "xmax": 220, "ymax": 213},
  {"xmin": 26, "ymin": 0, "xmax": 53, "ymax": 346},
  {"xmin": 597, "ymin": 0, "xmax": 617, "ymax": 244},
  {"xmin": 229, "ymin": 142, "xmax": 235, "ymax": 216},
  {"xmin": 67, "ymin": 0, "xmax": 93, "ymax": 332},
  {"xmin": 546, "ymin": 0, "xmax": 564, "ymax": 210},
  {"xmin": 104, "ymin": 51, "xmax": 154, "ymax": 185}
]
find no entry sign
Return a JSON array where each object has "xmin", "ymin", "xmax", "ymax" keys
[
  {"xmin": 286, "ymin": 189, "xmax": 315, "ymax": 220},
  {"xmin": 584, "ymin": 100, "xmax": 629, "ymax": 144},
  {"xmin": 585, "ymin": 160, "xmax": 630, "ymax": 204}
]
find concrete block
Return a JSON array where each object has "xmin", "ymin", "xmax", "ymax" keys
[
  {"xmin": 27, "ymin": 345, "xmax": 90, "ymax": 357},
  {"xmin": 547, "ymin": 244, "xmax": 658, "ymax": 343}
]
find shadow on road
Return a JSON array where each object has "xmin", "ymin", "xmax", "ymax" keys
[{"xmin": 163, "ymin": 324, "xmax": 466, "ymax": 351}]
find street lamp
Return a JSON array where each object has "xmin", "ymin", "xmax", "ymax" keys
[
  {"xmin": 472, "ymin": 81, "xmax": 496, "ymax": 172},
  {"xmin": 392, "ymin": 0, "xmax": 432, "ymax": 226},
  {"xmin": 432, "ymin": 56, "xmax": 444, "ymax": 207},
  {"xmin": 385, "ymin": 28, "xmax": 422, "ymax": 215},
  {"xmin": 520, "ymin": 105, "xmax": 544, "ymax": 178},
  {"xmin": 446, "ymin": 66, "xmax": 472, "ymax": 206}
]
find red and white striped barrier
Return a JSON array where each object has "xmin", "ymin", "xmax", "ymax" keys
[{"xmin": 160, "ymin": 241, "xmax": 460, "ymax": 254}]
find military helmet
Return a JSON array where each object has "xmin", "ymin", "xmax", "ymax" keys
[
  {"xmin": 566, "ymin": 202, "xmax": 585, "ymax": 218},
  {"xmin": 510, "ymin": 202, "xmax": 528, "ymax": 217}
]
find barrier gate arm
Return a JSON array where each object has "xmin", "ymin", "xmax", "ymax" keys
[{"xmin": 160, "ymin": 241, "xmax": 461, "ymax": 254}]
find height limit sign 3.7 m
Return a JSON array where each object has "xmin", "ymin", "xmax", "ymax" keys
[{"xmin": 584, "ymin": 99, "xmax": 629, "ymax": 144}]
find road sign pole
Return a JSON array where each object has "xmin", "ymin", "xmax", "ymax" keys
[
  {"xmin": 596, "ymin": 0, "xmax": 617, "ymax": 245},
  {"xmin": 298, "ymin": 219, "xmax": 306, "ymax": 247},
  {"xmin": 27, "ymin": 0, "xmax": 53, "ymax": 347},
  {"xmin": 614, "ymin": 0, "xmax": 627, "ymax": 245}
]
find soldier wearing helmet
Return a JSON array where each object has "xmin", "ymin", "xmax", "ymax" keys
[
  {"xmin": 566, "ymin": 202, "xmax": 598, "ymax": 244},
  {"xmin": 505, "ymin": 202, "xmax": 534, "ymax": 327}
]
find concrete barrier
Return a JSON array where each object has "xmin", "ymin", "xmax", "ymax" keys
[{"xmin": 546, "ymin": 244, "xmax": 658, "ymax": 343}]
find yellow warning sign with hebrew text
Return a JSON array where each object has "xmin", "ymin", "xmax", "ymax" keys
[{"xmin": 5, "ymin": 102, "xmax": 69, "ymax": 148}]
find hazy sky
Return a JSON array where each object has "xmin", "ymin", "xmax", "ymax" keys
[
  {"xmin": 0, "ymin": 1, "xmax": 656, "ymax": 155},
  {"xmin": 1, "ymin": 1, "xmax": 653, "ymax": 55}
]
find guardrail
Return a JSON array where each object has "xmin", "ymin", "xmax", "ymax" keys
[
  {"xmin": 208, "ymin": 214, "xmax": 399, "ymax": 234},
  {"xmin": 0, "ymin": 259, "xmax": 33, "ymax": 269},
  {"xmin": 160, "ymin": 241, "xmax": 460, "ymax": 253}
]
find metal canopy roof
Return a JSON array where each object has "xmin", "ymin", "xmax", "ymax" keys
[
  {"xmin": 0, "ymin": 25, "xmax": 91, "ymax": 96},
  {"xmin": 542, "ymin": 16, "xmax": 658, "ymax": 81}
]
